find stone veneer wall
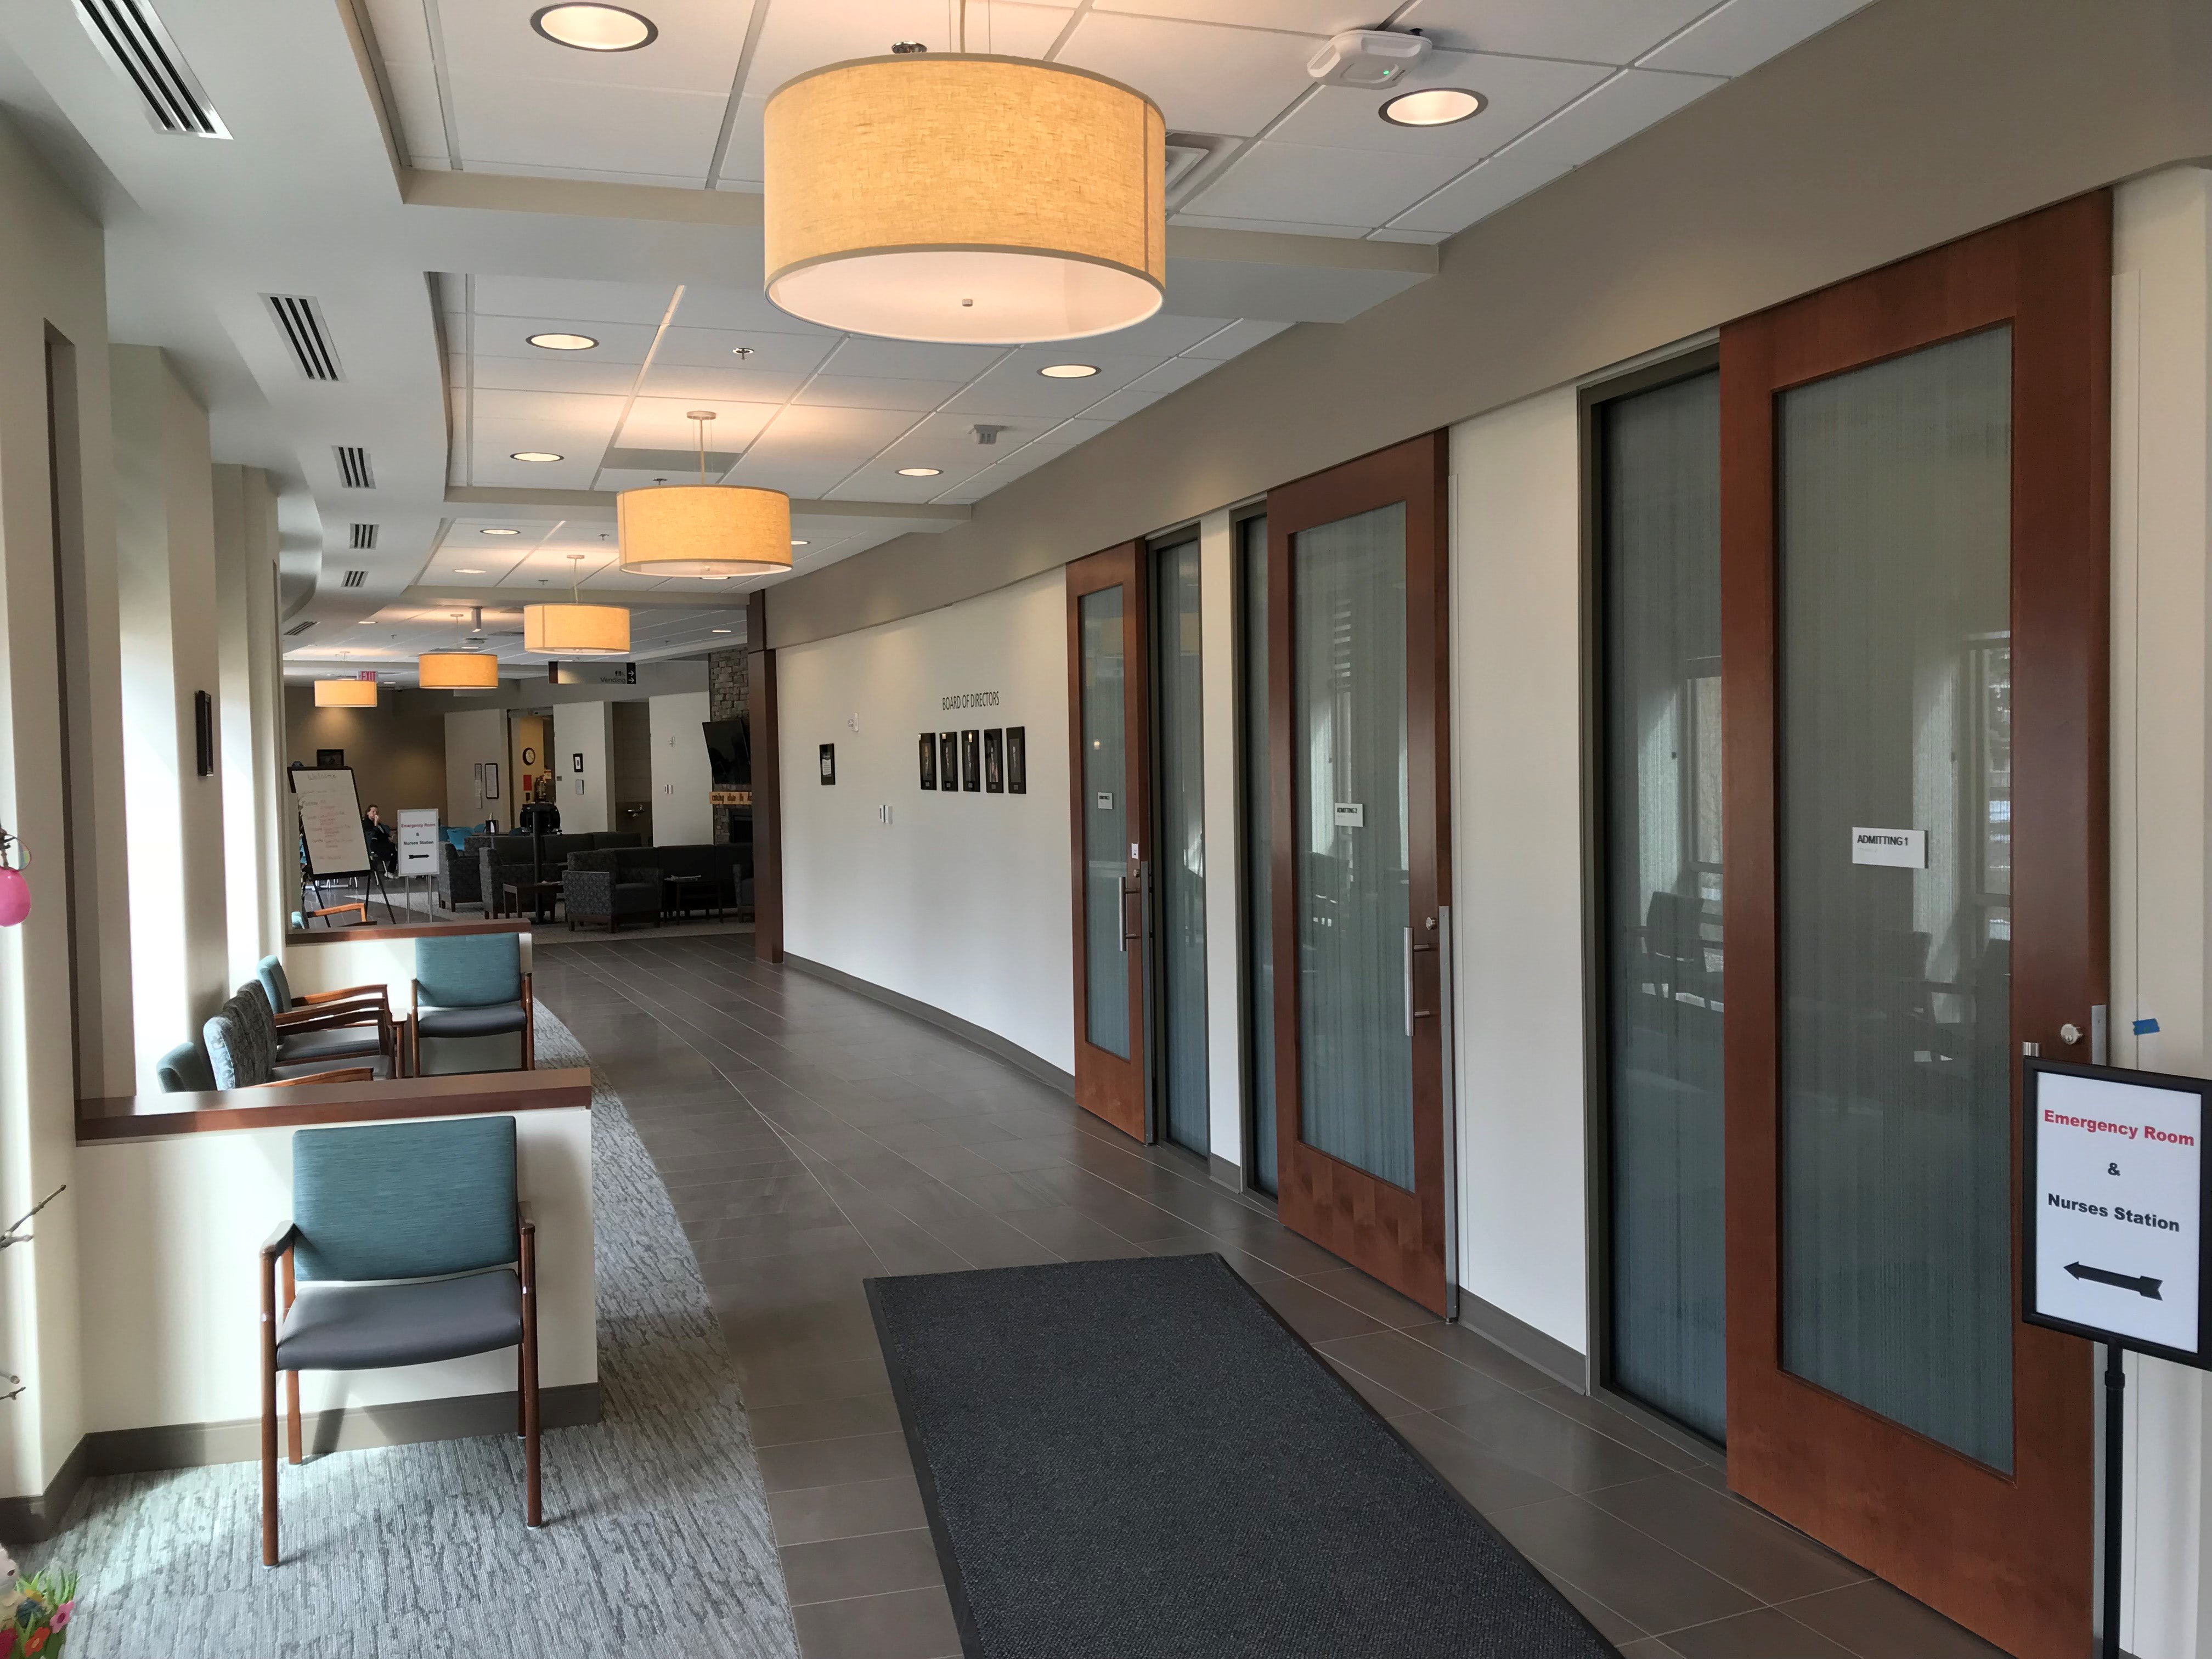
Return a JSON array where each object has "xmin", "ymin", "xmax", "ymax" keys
[{"xmin": 709, "ymin": 646, "xmax": 747, "ymax": 844}]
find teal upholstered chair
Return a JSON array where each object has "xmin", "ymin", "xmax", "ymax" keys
[
  {"xmin": 408, "ymin": 933, "xmax": 533, "ymax": 1077},
  {"xmin": 257, "ymin": 953, "xmax": 390, "ymax": 1023},
  {"xmin": 259, "ymin": 1115, "xmax": 541, "ymax": 1565},
  {"xmin": 204, "ymin": 1000, "xmax": 377, "ymax": 1091},
  {"xmin": 156, "ymin": 1041, "xmax": 216, "ymax": 1093},
  {"xmin": 236, "ymin": 978, "xmax": 393, "ymax": 1077}
]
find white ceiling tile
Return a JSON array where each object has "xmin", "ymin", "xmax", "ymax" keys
[
  {"xmin": 727, "ymin": 460, "xmax": 865, "ymax": 499},
  {"xmin": 1180, "ymin": 318, "xmax": 1293, "ymax": 359},
  {"xmin": 1640, "ymin": 0, "xmax": 1875, "ymax": 75},
  {"xmin": 943, "ymin": 348, "xmax": 1167, "ymax": 416},
  {"xmin": 466, "ymin": 453, "xmax": 602, "ymax": 490},
  {"xmin": 648, "ymin": 326, "xmax": 838, "ymax": 374},
  {"xmin": 744, "ymin": 402, "xmax": 921, "ymax": 460},
  {"xmin": 1031, "ymin": 416, "xmax": 1119, "ymax": 449},
  {"xmin": 1115, "ymin": 356, "xmax": 1224, "ymax": 398},
  {"xmin": 1169, "ymin": 212, "xmax": 1370, "ymax": 236},
  {"xmin": 712, "ymin": 92, "xmax": 768, "ymax": 187},
  {"xmin": 1082, "ymin": 312, "xmax": 1235, "ymax": 354},
  {"xmin": 1056, "ymin": 13, "xmax": 1320, "ymax": 137},
  {"xmin": 882, "ymin": 410, "xmax": 1075, "ymax": 463},
  {"xmin": 746, "ymin": 1, "xmax": 1074, "ymax": 92},
  {"xmin": 470, "ymin": 389, "xmax": 629, "ymax": 432},
  {"xmin": 381, "ymin": 63, "xmax": 449, "ymax": 163},
  {"xmin": 469, "ymin": 356, "xmax": 641, "ymax": 396},
  {"xmin": 821, "ymin": 338, "xmax": 1009, "ymax": 380},
  {"xmin": 636, "ymin": 363, "xmax": 811, "ymax": 403},
  {"xmin": 1075, "ymin": 384, "xmax": 1168, "ymax": 420},
  {"xmin": 1398, "ymin": 0, "xmax": 1717, "ymax": 65},
  {"xmin": 1093, "ymin": 0, "xmax": 1376, "ymax": 31},
  {"xmin": 614, "ymin": 397, "xmax": 781, "ymax": 449},
  {"xmin": 471, "ymin": 317, "xmax": 662, "ymax": 364},
  {"xmin": 363, "ymin": 0, "xmax": 436, "ymax": 65},
  {"xmin": 1186, "ymin": 142, "xmax": 1465, "ymax": 227},
  {"xmin": 438, "ymin": 0, "xmax": 757, "ymax": 96},
  {"xmin": 472, "ymin": 278, "xmax": 679, "ymax": 326},
  {"xmin": 668, "ymin": 284, "xmax": 843, "ymax": 339},
  {"xmin": 452, "ymin": 81, "xmax": 727, "ymax": 182},
  {"xmin": 1267, "ymin": 51, "xmax": 1611, "ymax": 159},
  {"xmin": 826, "ymin": 460, "xmax": 996, "ymax": 501},
  {"xmin": 795, "ymin": 376, "xmax": 967, "ymax": 412},
  {"xmin": 1387, "ymin": 67, "xmax": 1722, "ymax": 234}
]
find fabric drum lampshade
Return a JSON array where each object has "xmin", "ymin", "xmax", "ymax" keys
[
  {"xmin": 313, "ymin": 678, "xmax": 378, "ymax": 708},
  {"xmin": 417, "ymin": 651, "xmax": 500, "ymax": 689},
  {"xmin": 522, "ymin": 603, "xmax": 630, "ymax": 656},
  {"xmin": 617, "ymin": 484, "xmax": 792, "ymax": 577},
  {"xmin": 763, "ymin": 54, "xmax": 1165, "ymax": 345}
]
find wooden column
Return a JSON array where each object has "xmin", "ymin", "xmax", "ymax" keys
[{"xmin": 747, "ymin": 590, "xmax": 782, "ymax": 964}]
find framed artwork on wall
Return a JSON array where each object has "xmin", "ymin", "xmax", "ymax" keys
[
  {"xmin": 484, "ymin": 762, "xmax": 499, "ymax": 800},
  {"xmin": 984, "ymin": 728, "xmax": 1005, "ymax": 793},
  {"xmin": 571, "ymin": 752, "xmax": 585, "ymax": 773},
  {"xmin": 918, "ymin": 733, "xmax": 937, "ymax": 789},
  {"xmin": 961, "ymin": 729, "xmax": 981, "ymax": 792},
  {"xmin": 939, "ymin": 731, "xmax": 957, "ymax": 791},
  {"xmin": 1006, "ymin": 726, "xmax": 1026, "ymax": 794},
  {"xmin": 820, "ymin": 743, "xmax": 836, "ymax": 785}
]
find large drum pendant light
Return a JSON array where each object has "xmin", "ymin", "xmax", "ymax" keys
[
  {"xmin": 618, "ymin": 411, "xmax": 792, "ymax": 578},
  {"xmin": 763, "ymin": 52, "xmax": 1166, "ymax": 344},
  {"xmin": 524, "ymin": 555, "xmax": 631, "ymax": 656},
  {"xmin": 420, "ymin": 611, "xmax": 501, "ymax": 689},
  {"xmin": 314, "ymin": 674, "xmax": 378, "ymax": 708}
]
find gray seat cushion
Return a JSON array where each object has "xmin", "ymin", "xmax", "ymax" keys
[
  {"xmin": 276, "ymin": 1269, "xmax": 523, "ymax": 1372},
  {"xmin": 274, "ymin": 1025, "xmax": 386, "ymax": 1066},
  {"xmin": 417, "ymin": 1001, "xmax": 528, "ymax": 1038}
]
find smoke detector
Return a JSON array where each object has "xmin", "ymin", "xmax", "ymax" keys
[{"xmin": 1307, "ymin": 30, "xmax": 1430, "ymax": 88}]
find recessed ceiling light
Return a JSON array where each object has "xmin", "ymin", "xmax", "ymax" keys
[
  {"xmin": 790, "ymin": 539, "xmax": 809, "ymax": 546},
  {"xmin": 700, "ymin": 574, "xmax": 731, "ymax": 581},
  {"xmin": 481, "ymin": 528, "xmax": 522, "ymax": 536},
  {"xmin": 455, "ymin": 568, "xmax": 488, "ymax": 575},
  {"xmin": 530, "ymin": 4, "xmax": 657, "ymax": 52},
  {"xmin": 897, "ymin": 467, "xmax": 941, "ymax": 477},
  {"xmin": 358, "ymin": 618, "xmax": 375, "ymax": 624},
  {"xmin": 1379, "ymin": 87, "xmax": 1485, "ymax": 127},
  {"xmin": 712, "ymin": 628, "xmax": 732, "ymax": 634},
  {"xmin": 1040, "ymin": 363, "xmax": 1099, "ymax": 379},
  {"xmin": 527, "ymin": 331, "xmax": 598, "ymax": 351},
  {"xmin": 510, "ymin": 451, "xmax": 563, "ymax": 463}
]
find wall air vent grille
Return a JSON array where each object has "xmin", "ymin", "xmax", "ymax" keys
[
  {"xmin": 341, "ymin": 569, "xmax": 368, "ymax": 589},
  {"xmin": 349, "ymin": 523, "xmax": 376, "ymax": 550},
  {"xmin": 266, "ymin": 295, "xmax": 342, "ymax": 382},
  {"xmin": 335, "ymin": 446, "xmax": 374, "ymax": 489},
  {"xmin": 284, "ymin": 620, "xmax": 315, "ymax": 636},
  {"xmin": 71, "ymin": 0, "xmax": 229, "ymax": 138}
]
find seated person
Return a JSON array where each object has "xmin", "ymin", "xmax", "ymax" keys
[{"xmin": 362, "ymin": 804, "xmax": 397, "ymax": 874}]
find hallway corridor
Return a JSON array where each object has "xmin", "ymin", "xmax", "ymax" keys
[{"xmin": 534, "ymin": 938, "xmax": 2004, "ymax": 1659}]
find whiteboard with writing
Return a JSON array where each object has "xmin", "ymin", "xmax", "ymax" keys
[
  {"xmin": 2027, "ymin": 1062, "xmax": 2208, "ymax": 1361},
  {"xmin": 292, "ymin": 768, "xmax": 371, "ymax": 878}
]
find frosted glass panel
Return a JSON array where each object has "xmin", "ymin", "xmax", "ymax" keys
[
  {"xmin": 1293, "ymin": 503, "xmax": 1413, "ymax": 1189},
  {"xmin": 1778, "ymin": 325, "xmax": 2014, "ymax": 1471},
  {"xmin": 1601, "ymin": 370, "xmax": 1726, "ymax": 1443},
  {"xmin": 1081, "ymin": 587, "xmax": 1130, "ymax": 1059},
  {"xmin": 1155, "ymin": 540, "xmax": 1208, "ymax": 1153},
  {"xmin": 1242, "ymin": 516, "xmax": 1277, "ymax": 1193}
]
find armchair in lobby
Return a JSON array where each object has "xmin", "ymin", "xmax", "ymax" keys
[
  {"xmin": 258, "ymin": 1115, "xmax": 542, "ymax": 1565},
  {"xmin": 199, "ymin": 1006, "xmax": 377, "ymax": 1091},
  {"xmin": 562, "ymin": 850, "xmax": 661, "ymax": 933},
  {"xmin": 257, "ymin": 953, "xmax": 389, "ymax": 1023},
  {"xmin": 408, "ymin": 932, "xmax": 534, "ymax": 1076},
  {"xmin": 237, "ymin": 979, "xmax": 396, "ymax": 1079}
]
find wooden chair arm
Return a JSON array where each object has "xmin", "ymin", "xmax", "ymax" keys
[
  {"xmin": 297, "ymin": 984, "xmax": 390, "ymax": 1009},
  {"xmin": 308, "ymin": 902, "xmax": 367, "ymax": 927},
  {"xmin": 260, "ymin": 1221, "xmax": 300, "ymax": 1260},
  {"xmin": 517, "ymin": 1200, "xmax": 535, "ymax": 1234},
  {"xmin": 252, "ymin": 1068, "xmax": 376, "ymax": 1088},
  {"xmin": 274, "ymin": 1004, "xmax": 383, "ymax": 1032}
]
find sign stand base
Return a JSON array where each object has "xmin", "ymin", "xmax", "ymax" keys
[{"xmin": 2103, "ymin": 1340, "xmax": 2123, "ymax": 1659}]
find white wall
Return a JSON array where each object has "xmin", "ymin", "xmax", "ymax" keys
[
  {"xmin": 648, "ymin": 691, "xmax": 712, "ymax": 846},
  {"xmin": 444, "ymin": 707, "xmax": 506, "ymax": 830},
  {"xmin": 1197, "ymin": 510, "xmax": 1246, "ymax": 1168},
  {"xmin": 2109, "ymin": 163, "xmax": 2212, "ymax": 1659},
  {"xmin": 1447, "ymin": 388, "xmax": 1592, "ymax": 1355},
  {"xmin": 76, "ymin": 1107, "xmax": 594, "ymax": 1434},
  {"xmin": 778, "ymin": 568, "xmax": 1074, "ymax": 1071},
  {"xmin": 552, "ymin": 700, "xmax": 613, "ymax": 835}
]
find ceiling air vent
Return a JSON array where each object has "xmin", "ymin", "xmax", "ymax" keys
[
  {"xmin": 266, "ymin": 295, "xmax": 342, "ymax": 382},
  {"xmin": 284, "ymin": 620, "xmax": 315, "ymax": 637},
  {"xmin": 334, "ymin": 446, "xmax": 374, "ymax": 489},
  {"xmin": 1164, "ymin": 132, "xmax": 1235, "ymax": 205},
  {"xmin": 349, "ymin": 523, "xmax": 377, "ymax": 550},
  {"xmin": 341, "ymin": 569, "xmax": 368, "ymax": 589},
  {"xmin": 72, "ymin": 0, "xmax": 229, "ymax": 138}
]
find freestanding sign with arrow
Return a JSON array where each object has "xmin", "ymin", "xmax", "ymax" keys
[
  {"xmin": 2025, "ymin": 1059, "xmax": 2208, "ymax": 1363},
  {"xmin": 2024, "ymin": 1058, "xmax": 2212, "ymax": 1659}
]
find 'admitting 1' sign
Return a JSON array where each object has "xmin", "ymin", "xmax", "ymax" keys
[{"xmin": 2025, "ymin": 1059, "xmax": 2212, "ymax": 1365}]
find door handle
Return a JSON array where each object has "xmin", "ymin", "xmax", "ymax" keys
[{"xmin": 1404, "ymin": 930, "xmax": 1436, "ymax": 1036}]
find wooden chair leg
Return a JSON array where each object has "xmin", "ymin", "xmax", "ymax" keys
[{"xmin": 516, "ymin": 1345, "xmax": 526, "ymax": 1438}]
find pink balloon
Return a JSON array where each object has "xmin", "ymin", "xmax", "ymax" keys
[{"xmin": 0, "ymin": 867, "xmax": 26, "ymax": 928}]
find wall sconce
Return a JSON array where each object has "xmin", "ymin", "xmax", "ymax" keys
[{"xmin": 0, "ymin": 826, "xmax": 26, "ymax": 928}]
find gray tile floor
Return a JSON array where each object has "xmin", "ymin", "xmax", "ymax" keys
[{"xmin": 536, "ymin": 936, "xmax": 2008, "ymax": 1659}]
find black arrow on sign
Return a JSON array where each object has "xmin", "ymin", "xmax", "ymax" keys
[{"xmin": 2066, "ymin": 1262, "xmax": 2164, "ymax": 1300}]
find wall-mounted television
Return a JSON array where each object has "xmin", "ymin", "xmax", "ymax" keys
[{"xmin": 703, "ymin": 716, "xmax": 749, "ymax": 788}]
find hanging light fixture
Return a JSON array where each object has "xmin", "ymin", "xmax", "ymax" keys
[
  {"xmin": 762, "ymin": 9, "xmax": 1165, "ymax": 345},
  {"xmin": 419, "ymin": 612, "xmax": 501, "ymax": 689},
  {"xmin": 617, "ymin": 410, "xmax": 792, "ymax": 578},
  {"xmin": 524, "ymin": 555, "xmax": 630, "ymax": 656},
  {"xmin": 314, "ymin": 673, "xmax": 379, "ymax": 708}
]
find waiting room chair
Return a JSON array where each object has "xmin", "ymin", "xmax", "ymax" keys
[
  {"xmin": 198, "ymin": 1008, "xmax": 375, "ymax": 1091},
  {"xmin": 259, "ymin": 1115, "xmax": 541, "ymax": 1566},
  {"xmin": 258, "ymin": 953, "xmax": 389, "ymax": 1023},
  {"xmin": 238, "ymin": 979, "xmax": 394, "ymax": 1077},
  {"xmin": 408, "ymin": 932, "xmax": 534, "ymax": 1076}
]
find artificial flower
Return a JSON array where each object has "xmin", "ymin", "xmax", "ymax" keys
[
  {"xmin": 46, "ymin": 1605, "xmax": 67, "ymax": 1630},
  {"xmin": 1, "ymin": 1624, "xmax": 18, "ymax": 1656},
  {"xmin": 22, "ymin": 1628, "xmax": 44, "ymax": 1655}
]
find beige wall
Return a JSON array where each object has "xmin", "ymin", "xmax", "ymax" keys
[
  {"xmin": 285, "ymin": 685, "xmax": 448, "ymax": 827},
  {"xmin": 765, "ymin": 0, "xmax": 2212, "ymax": 649}
]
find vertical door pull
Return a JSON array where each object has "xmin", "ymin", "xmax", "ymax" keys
[{"xmin": 1404, "ymin": 928, "xmax": 1414, "ymax": 1037}]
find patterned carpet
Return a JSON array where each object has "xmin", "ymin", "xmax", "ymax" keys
[{"xmin": 28, "ymin": 1005, "xmax": 800, "ymax": 1659}]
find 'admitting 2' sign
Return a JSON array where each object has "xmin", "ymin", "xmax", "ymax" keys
[{"xmin": 2025, "ymin": 1060, "xmax": 2212, "ymax": 1364}]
